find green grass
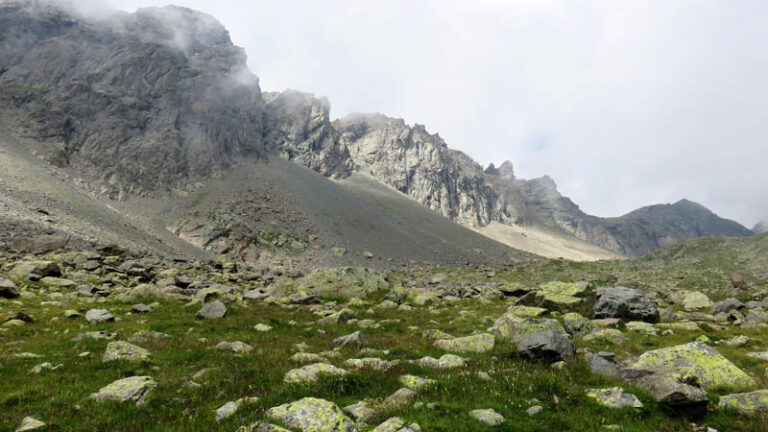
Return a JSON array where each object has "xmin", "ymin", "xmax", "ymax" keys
[{"xmin": 2, "ymin": 260, "xmax": 768, "ymax": 431}]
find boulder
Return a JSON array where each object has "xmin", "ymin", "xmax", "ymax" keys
[
  {"xmin": 511, "ymin": 318, "xmax": 574, "ymax": 362},
  {"xmin": 622, "ymin": 367, "xmax": 707, "ymax": 409},
  {"xmin": 711, "ymin": 298, "xmax": 744, "ymax": 314},
  {"xmin": 318, "ymin": 308, "xmax": 355, "ymax": 325},
  {"xmin": 469, "ymin": 408, "xmax": 505, "ymax": 426},
  {"xmin": 381, "ymin": 388, "xmax": 417, "ymax": 411},
  {"xmin": 434, "ymin": 333, "xmax": 494, "ymax": 353},
  {"xmin": 631, "ymin": 342, "xmax": 755, "ymax": 390},
  {"xmin": 85, "ymin": 309, "xmax": 114, "ymax": 324},
  {"xmin": 266, "ymin": 397, "xmax": 356, "ymax": 432},
  {"xmin": 196, "ymin": 300, "xmax": 227, "ymax": 320},
  {"xmin": 90, "ymin": 376, "xmax": 158, "ymax": 406},
  {"xmin": 592, "ymin": 287, "xmax": 659, "ymax": 323},
  {"xmin": 673, "ymin": 291, "xmax": 713, "ymax": 310},
  {"xmin": 589, "ymin": 351, "xmax": 621, "ymax": 378}
]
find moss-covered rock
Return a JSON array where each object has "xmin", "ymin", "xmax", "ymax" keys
[{"xmin": 632, "ymin": 342, "xmax": 755, "ymax": 391}]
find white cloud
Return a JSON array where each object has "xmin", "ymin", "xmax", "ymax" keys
[{"xmin": 106, "ymin": 0, "xmax": 768, "ymax": 227}]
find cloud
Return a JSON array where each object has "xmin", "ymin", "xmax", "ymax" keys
[{"xmin": 104, "ymin": 0, "xmax": 768, "ymax": 226}]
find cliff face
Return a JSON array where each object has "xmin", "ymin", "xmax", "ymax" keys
[{"xmin": 0, "ymin": 2, "xmax": 351, "ymax": 198}]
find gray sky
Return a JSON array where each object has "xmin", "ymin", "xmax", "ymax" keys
[{"xmin": 105, "ymin": 0, "xmax": 768, "ymax": 228}]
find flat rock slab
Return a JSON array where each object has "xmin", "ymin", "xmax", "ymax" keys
[
  {"xmin": 267, "ymin": 397, "xmax": 357, "ymax": 432},
  {"xmin": 631, "ymin": 341, "xmax": 755, "ymax": 390},
  {"xmin": 90, "ymin": 376, "xmax": 158, "ymax": 406}
]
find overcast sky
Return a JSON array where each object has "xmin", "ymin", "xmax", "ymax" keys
[{"xmin": 105, "ymin": 0, "xmax": 768, "ymax": 227}]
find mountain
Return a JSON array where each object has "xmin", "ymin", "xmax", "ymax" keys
[
  {"xmin": 0, "ymin": 1, "xmax": 524, "ymax": 267},
  {"xmin": 334, "ymin": 114, "xmax": 752, "ymax": 256},
  {"xmin": 0, "ymin": 0, "xmax": 753, "ymax": 264}
]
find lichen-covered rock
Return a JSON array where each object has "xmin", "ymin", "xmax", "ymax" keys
[
  {"xmin": 673, "ymin": 291, "xmax": 714, "ymax": 310},
  {"xmin": 593, "ymin": 287, "xmax": 659, "ymax": 323},
  {"xmin": 196, "ymin": 300, "xmax": 227, "ymax": 320},
  {"xmin": 434, "ymin": 333, "xmax": 494, "ymax": 353},
  {"xmin": 718, "ymin": 389, "xmax": 768, "ymax": 415},
  {"xmin": 469, "ymin": 408, "xmax": 505, "ymax": 425},
  {"xmin": 399, "ymin": 375, "xmax": 436, "ymax": 391},
  {"xmin": 343, "ymin": 357, "xmax": 394, "ymax": 371},
  {"xmin": 631, "ymin": 342, "xmax": 755, "ymax": 390},
  {"xmin": 103, "ymin": 341, "xmax": 151, "ymax": 362},
  {"xmin": 284, "ymin": 363, "xmax": 347, "ymax": 384},
  {"xmin": 215, "ymin": 341, "xmax": 253, "ymax": 354},
  {"xmin": 589, "ymin": 352, "xmax": 621, "ymax": 378},
  {"xmin": 491, "ymin": 312, "xmax": 523, "ymax": 340},
  {"xmin": 381, "ymin": 388, "xmax": 417, "ymax": 411},
  {"xmin": 10, "ymin": 260, "xmax": 60, "ymax": 279},
  {"xmin": 512, "ymin": 318, "xmax": 575, "ymax": 362},
  {"xmin": 266, "ymin": 397, "xmax": 357, "ymax": 432},
  {"xmin": 90, "ymin": 376, "xmax": 158, "ymax": 406},
  {"xmin": 585, "ymin": 387, "xmax": 643, "ymax": 409},
  {"xmin": 302, "ymin": 267, "xmax": 388, "ymax": 298},
  {"xmin": 343, "ymin": 401, "xmax": 377, "ymax": 423},
  {"xmin": 506, "ymin": 305, "xmax": 548, "ymax": 318},
  {"xmin": 533, "ymin": 281, "xmax": 593, "ymax": 312},
  {"xmin": 85, "ymin": 309, "xmax": 114, "ymax": 324},
  {"xmin": 318, "ymin": 309, "xmax": 355, "ymax": 325},
  {"xmin": 371, "ymin": 417, "xmax": 406, "ymax": 432},
  {"xmin": 582, "ymin": 328, "xmax": 626, "ymax": 345},
  {"xmin": 290, "ymin": 352, "xmax": 325, "ymax": 363},
  {"xmin": 562, "ymin": 312, "xmax": 593, "ymax": 336},
  {"xmin": 626, "ymin": 321, "xmax": 658, "ymax": 336},
  {"xmin": 413, "ymin": 354, "xmax": 466, "ymax": 369}
]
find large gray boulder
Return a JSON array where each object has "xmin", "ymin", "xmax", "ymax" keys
[
  {"xmin": 85, "ymin": 309, "xmax": 114, "ymax": 324},
  {"xmin": 511, "ymin": 318, "xmax": 574, "ymax": 362},
  {"xmin": 196, "ymin": 300, "xmax": 227, "ymax": 320},
  {"xmin": 621, "ymin": 367, "xmax": 707, "ymax": 409},
  {"xmin": 593, "ymin": 287, "xmax": 659, "ymax": 323}
]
